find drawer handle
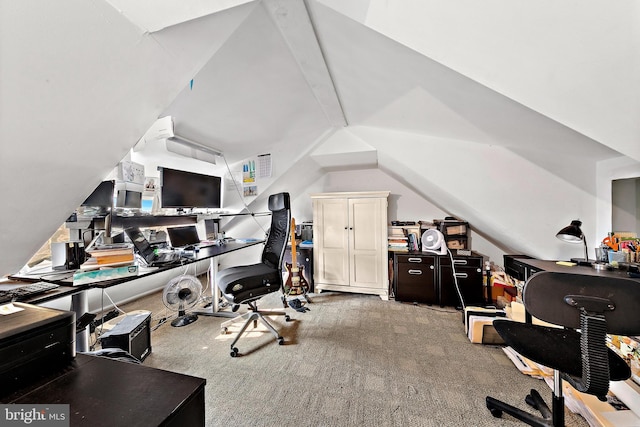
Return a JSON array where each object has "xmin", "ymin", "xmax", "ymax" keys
[
  {"xmin": 453, "ymin": 260, "xmax": 468, "ymax": 265},
  {"xmin": 408, "ymin": 270, "xmax": 423, "ymax": 275},
  {"xmin": 455, "ymin": 273, "xmax": 468, "ymax": 279},
  {"xmin": 407, "ymin": 258, "xmax": 422, "ymax": 263}
]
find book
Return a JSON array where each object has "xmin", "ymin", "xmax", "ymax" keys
[{"xmin": 73, "ymin": 265, "xmax": 139, "ymax": 285}]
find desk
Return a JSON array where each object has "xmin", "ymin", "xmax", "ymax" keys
[
  {"xmin": 10, "ymin": 240, "xmax": 264, "ymax": 351},
  {"xmin": 2, "ymin": 353, "xmax": 206, "ymax": 426},
  {"xmin": 513, "ymin": 258, "xmax": 640, "ymax": 322}
]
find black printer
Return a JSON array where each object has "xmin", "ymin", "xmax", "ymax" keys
[{"xmin": 0, "ymin": 302, "xmax": 75, "ymax": 397}]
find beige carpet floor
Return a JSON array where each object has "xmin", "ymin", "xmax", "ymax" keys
[{"xmin": 113, "ymin": 288, "xmax": 588, "ymax": 426}]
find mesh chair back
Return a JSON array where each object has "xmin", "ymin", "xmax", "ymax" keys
[{"xmin": 261, "ymin": 192, "xmax": 291, "ymax": 270}]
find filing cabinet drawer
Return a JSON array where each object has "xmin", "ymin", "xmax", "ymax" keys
[
  {"xmin": 395, "ymin": 254, "xmax": 437, "ymax": 304},
  {"xmin": 439, "ymin": 256, "xmax": 484, "ymax": 307}
]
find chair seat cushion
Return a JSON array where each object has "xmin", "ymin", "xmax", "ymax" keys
[
  {"xmin": 216, "ymin": 263, "xmax": 282, "ymax": 304},
  {"xmin": 493, "ymin": 319, "xmax": 630, "ymax": 381}
]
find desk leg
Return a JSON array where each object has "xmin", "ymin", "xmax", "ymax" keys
[
  {"xmin": 193, "ymin": 257, "xmax": 237, "ymax": 318},
  {"xmin": 71, "ymin": 290, "xmax": 89, "ymax": 352}
]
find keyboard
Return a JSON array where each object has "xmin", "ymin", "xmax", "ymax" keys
[{"xmin": 0, "ymin": 282, "xmax": 60, "ymax": 304}]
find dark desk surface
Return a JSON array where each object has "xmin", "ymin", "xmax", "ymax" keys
[
  {"xmin": 518, "ymin": 258, "xmax": 640, "ymax": 281},
  {"xmin": 3, "ymin": 354, "xmax": 206, "ymax": 426},
  {"xmin": 9, "ymin": 240, "xmax": 264, "ymax": 302}
]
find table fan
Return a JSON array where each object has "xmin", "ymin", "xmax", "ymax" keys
[
  {"xmin": 421, "ymin": 229, "xmax": 447, "ymax": 255},
  {"xmin": 162, "ymin": 275, "xmax": 202, "ymax": 327}
]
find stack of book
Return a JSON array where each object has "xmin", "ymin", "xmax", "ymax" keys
[
  {"xmin": 388, "ymin": 224, "xmax": 420, "ymax": 252},
  {"xmin": 81, "ymin": 244, "xmax": 135, "ymax": 270}
]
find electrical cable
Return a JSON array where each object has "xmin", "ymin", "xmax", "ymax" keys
[
  {"xmin": 220, "ymin": 154, "xmax": 268, "ymax": 236},
  {"xmin": 446, "ymin": 248, "xmax": 466, "ymax": 312}
]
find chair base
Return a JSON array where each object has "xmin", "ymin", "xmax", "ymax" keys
[
  {"xmin": 221, "ymin": 305, "xmax": 290, "ymax": 357},
  {"xmin": 486, "ymin": 388, "xmax": 564, "ymax": 427}
]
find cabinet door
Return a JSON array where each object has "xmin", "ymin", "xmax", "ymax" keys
[
  {"xmin": 439, "ymin": 257, "xmax": 484, "ymax": 307},
  {"xmin": 314, "ymin": 198, "xmax": 349, "ymax": 286},
  {"xmin": 349, "ymin": 197, "xmax": 386, "ymax": 289}
]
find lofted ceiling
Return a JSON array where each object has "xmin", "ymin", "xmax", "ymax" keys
[{"xmin": 1, "ymin": 0, "xmax": 636, "ymax": 277}]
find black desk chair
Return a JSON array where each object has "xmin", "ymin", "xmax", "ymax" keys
[
  {"xmin": 486, "ymin": 271, "xmax": 640, "ymax": 426},
  {"xmin": 216, "ymin": 192, "xmax": 292, "ymax": 357}
]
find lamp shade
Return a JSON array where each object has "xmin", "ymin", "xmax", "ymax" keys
[
  {"xmin": 556, "ymin": 220, "xmax": 584, "ymax": 243},
  {"xmin": 556, "ymin": 219, "xmax": 592, "ymax": 266}
]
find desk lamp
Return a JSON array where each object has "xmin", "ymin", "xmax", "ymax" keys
[{"xmin": 556, "ymin": 219, "xmax": 592, "ymax": 266}]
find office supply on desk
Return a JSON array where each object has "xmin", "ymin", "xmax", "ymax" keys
[
  {"xmin": 125, "ymin": 227, "xmax": 182, "ymax": 266},
  {"xmin": 216, "ymin": 192, "xmax": 292, "ymax": 357},
  {"xmin": 486, "ymin": 271, "xmax": 640, "ymax": 426},
  {"xmin": 0, "ymin": 282, "xmax": 60, "ymax": 303}
]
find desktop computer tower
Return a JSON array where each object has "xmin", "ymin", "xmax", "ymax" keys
[{"xmin": 100, "ymin": 311, "xmax": 151, "ymax": 362}]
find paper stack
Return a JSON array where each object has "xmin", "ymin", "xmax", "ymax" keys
[{"xmin": 81, "ymin": 244, "xmax": 134, "ymax": 270}]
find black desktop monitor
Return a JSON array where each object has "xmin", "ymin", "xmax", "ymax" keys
[
  {"xmin": 159, "ymin": 167, "xmax": 221, "ymax": 209},
  {"xmin": 81, "ymin": 180, "xmax": 115, "ymax": 208}
]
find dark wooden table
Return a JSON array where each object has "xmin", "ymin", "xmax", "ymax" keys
[{"xmin": 3, "ymin": 353, "xmax": 206, "ymax": 426}]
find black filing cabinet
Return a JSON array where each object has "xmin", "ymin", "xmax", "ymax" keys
[
  {"xmin": 439, "ymin": 255, "xmax": 484, "ymax": 308},
  {"xmin": 394, "ymin": 253, "xmax": 437, "ymax": 304},
  {"xmin": 394, "ymin": 252, "xmax": 484, "ymax": 307}
]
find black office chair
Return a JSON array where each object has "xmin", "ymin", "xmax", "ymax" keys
[
  {"xmin": 216, "ymin": 192, "xmax": 292, "ymax": 357},
  {"xmin": 486, "ymin": 271, "xmax": 640, "ymax": 426}
]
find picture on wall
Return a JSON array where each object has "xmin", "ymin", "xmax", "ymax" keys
[{"xmin": 243, "ymin": 185, "xmax": 258, "ymax": 197}]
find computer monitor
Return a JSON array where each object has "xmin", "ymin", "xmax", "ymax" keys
[
  {"xmin": 115, "ymin": 190, "xmax": 142, "ymax": 209},
  {"xmin": 167, "ymin": 226, "xmax": 200, "ymax": 248},
  {"xmin": 159, "ymin": 167, "xmax": 222, "ymax": 209},
  {"xmin": 81, "ymin": 180, "xmax": 114, "ymax": 208}
]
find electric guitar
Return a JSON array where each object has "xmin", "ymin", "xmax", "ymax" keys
[{"xmin": 284, "ymin": 218, "xmax": 310, "ymax": 297}]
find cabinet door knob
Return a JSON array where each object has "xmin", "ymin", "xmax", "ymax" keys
[
  {"xmin": 430, "ymin": 265, "xmax": 434, "ymax": 270},
  {"xmin": 408, "ymin": 269, "xmax": 423, "ymax": 275}
]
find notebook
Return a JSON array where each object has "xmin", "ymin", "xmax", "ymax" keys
[
  {"xmin": 124, "ymin": 227, "xmax": 182, "ymax": 267},
  {"xmin": 167, "ymin": 225, "xmax": 217, "ymax": 249},
  {"xmin": 167, "ymin": 225, "xmax": 201, "ymax": 249}
]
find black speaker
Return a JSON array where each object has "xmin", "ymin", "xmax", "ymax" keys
[{"xmin": 100, "ymin": 311, "xmax": 151, "ymax": 362}]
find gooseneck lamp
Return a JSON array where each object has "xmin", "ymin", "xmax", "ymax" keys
[{"xmin": 556, "ymin": 219, "xmax": 592, "ymax": 266}]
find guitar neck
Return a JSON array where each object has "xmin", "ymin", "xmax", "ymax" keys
[{"xmin": 290, "ymin": 218, "xmax": 297, "ymax": 265}]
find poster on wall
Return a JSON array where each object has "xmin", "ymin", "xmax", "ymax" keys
[
  {"xmin": 257, "ymin": 153, "xmax": 272, "ymax": 178},
  {"xmin": 243, "ymin": 185, "xmax": 258, "ymax": 197}
]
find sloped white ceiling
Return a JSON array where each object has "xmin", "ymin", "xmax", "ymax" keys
[
  {"xmin": 1, "ymin": 0, "xmax": 637, "ymax": 278},
  {"xmin": 160, "ymin": 2, "xmax": 332, "ymax": 163}
]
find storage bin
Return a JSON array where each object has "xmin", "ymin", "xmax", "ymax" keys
[{"xmin": 608, "ymin": 250, "xmax": 627, "ymax": 264}]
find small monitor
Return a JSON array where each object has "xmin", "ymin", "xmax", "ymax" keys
[
  {"xmin": 167, "ymin": 226, "xmax": 200, "ymax": 248},
  {"xmin": 115, "ymin": 190, "xmax": 142, "ymax": 209}
]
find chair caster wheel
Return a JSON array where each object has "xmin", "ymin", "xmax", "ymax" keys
[
  {"xmin": 221, "ymin": 327, "xmax": 228, "ymax": 334},
  {"xmin": 488, "ymin": 408, "xmax": 502, "ymax": 418},
  {"xmin": 285, "ymin": 315, "xmax": 291, "ymax": 322},
  {"xmin": 277, "ymin": 337, "xmax": 284, "ymax": 345},
  {"xmin": 230, "ymin": 347, "xmax": 239, "ymax": 357}
]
